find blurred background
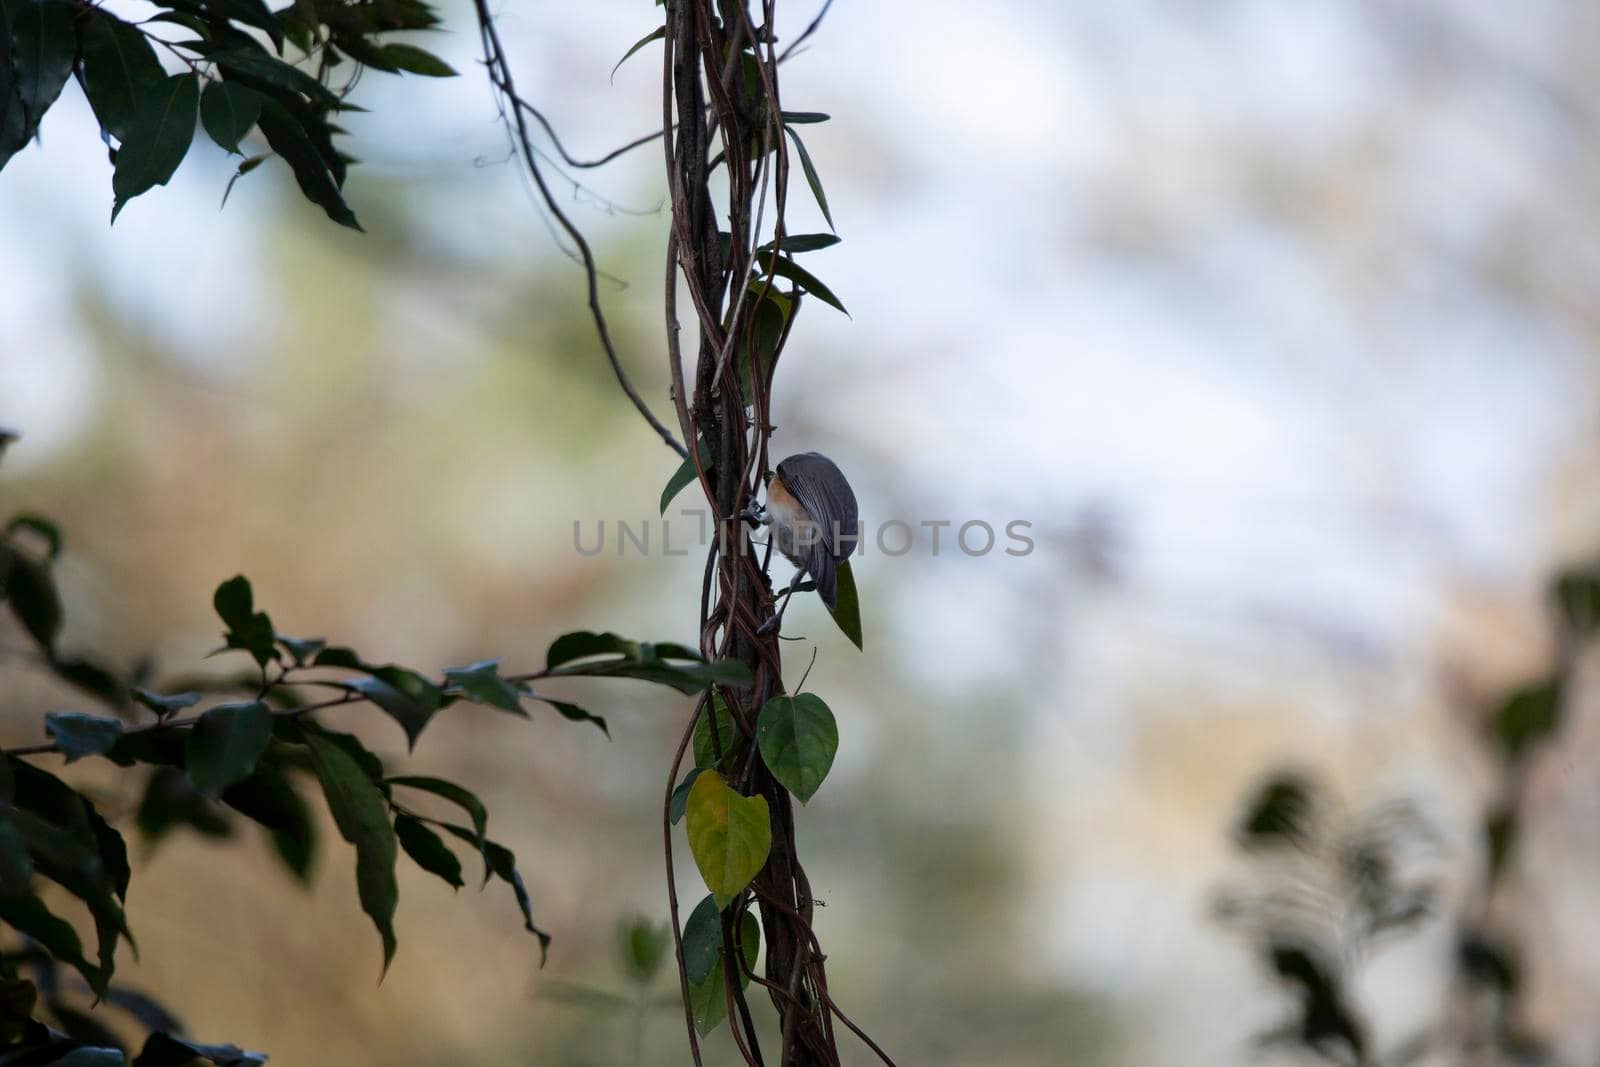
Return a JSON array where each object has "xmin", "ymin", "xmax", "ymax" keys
[{"xmin": 4, "ymin": 0, "xmax": 1600, "ymax": 1063}]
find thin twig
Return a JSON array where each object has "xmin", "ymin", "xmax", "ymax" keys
[
  {"xmin": 2, "ymin": 692, "xmax": 361, "ymax": 758},
  {"xmin": 473, "ymin": 0, "xmax": 688, "ymax": 460}
]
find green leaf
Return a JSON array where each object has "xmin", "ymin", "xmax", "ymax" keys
[
  {"xmin": 185, "ymin": 701, "xmax": 273, "ymax": 795},
  {"xmin": 755, "ymin": 693, "xmax": 838, "ymax": 804},
  {"xmin": 764, "ymin": 255, "xmax": 848, "ymax": 316},
  {"xmin": 545, "ymin": 631, "xmax": 645, "ymax": 670},
  {"xmin": 692, "ymin": 695, "xmax": 742, "ymax": 771},
  {"xmin": 153, "ymin": 0, "xmax": 286, "ymax": 53},
  {"xmin": 679, "ymin": 893, "xmax": 723, "ymax": 985},
  {"xmin": 0, "ymin": 818, "xmax": 35, "ymax": 894},
  {"xmin": 200, "ymin": 81, "xmax": 262, "ymax": 154},
  {"xmin": 8, "ymin": 0, "xmax": 76, "ymax": 150},
  {"xmin": 385, "ymin": 776, "xmax": 486, "ymax": 857},
  {"xmin": 78, "ymin": 12, "xmax": 166, "ymax": 141},
  {"xmin": 754, "ymin": 233, "xmax": 839, "ymax": 256},
  {"xmin": 220, "ymin": 760, "xmax": 314, "ymax": 882},
  {"xmin": 736, "ymin": 283, "xmax": 791, "ymax": 401},
  {"xmin": 132, "ymin": 688, "xmax": 200, "ymax": 717},
  {"xmin": 380, "ymin": 42, "xmax": 456, "ymax": 77},
  {"xmin": 669, "ymin": 767, "xmax": 704, "ymax": 826},
  {"xmin": 138, "ymin": 766, "xmax": 233, "ymax": 844},
  {"xmin": 783, "ymin": 126, "xmax": 834, "ymax": 231},
  {"xmin": 274, "ymin": 634, "xmax": 325, "ymax": 666},
  {"xmin": 208, "ymin": 47, "xmax": 338, "ymax": 106},
  {"xmin": 435, "ymin": 823, "xmax": 550, "ymax": 961},
  {"xmin": 0, "ymin": 894, "xmax": 98, "ymax": 994},
  {"xmin": 112, "ymin": 73, "xmax": 200, "ymax": 223},
  {"xmin": 660, "ymin": 436, "xmax": 714, "ymax": 515},
  {"xmin": 779, "ymin": 111, "xmax": 829, "ymax": 124},
  {"xmin": 0, "ymin": 544, "xmax": 63, "ymax": 653},
  {"xmin": 394, "ymin": 814, "xmax": 462, "ymax": 889},
  {"xmin": 544, "ymin": 632, "xmax": 752, "ymax": 695},
  {"xmin": 349, "ymin": 673, "xmax": 440, "ymax": 748},
  {"xmin": 616, "ymin": 916, "xmax": 669, "ymax": 985},
  {"xmin": 221, "ymin": 152, "xmax": 267, "ymax": 209},
  {"xmin": 826, "ymin": 557, "xmax": 863, "ymax": 649},
  {"xmin": 133, "ymin": 1032, "xmax": 268, "ymax": 1066},
  {"xmin": 256, "ymin": 99, "xmax": 361, "ymax": 230},
  {"xmin": 1493, "ymin": 680, "xmax": 1564, "ymax": 758},
  {"xmin": 444, "ymin": 659, "xmax": 525, "ymax": 716},
  {"xmin": 683, "ymin": 898, "xmax": 760, "ymax": 1036},
  {"xmin": 9, "ymin": 758, "xmax": 127, "ymax": 895},
  {"xmin": 684, "ymin": 771, "xmax": 770, "ymax": 910},
  {"xmin": 610, "ymin": 25, "xmax": 664, "ymax": 83},
  {"xmin": 211, "ymin": 575, "xmax": 277, "ymax": 667},
  {"xmin": 44, "ymin": 714, "xmax": 125, "ymax": 764},
  {"xmin": 302, "ymin": 729, "xmax": 398, "ymax": 975},
  {"xmin": 528, "ymin": 696, "xmax": 608, "ymax": 736},
  {"xmin": 313, "ymin": 647, "xmax": 441, "ymax": 747}
]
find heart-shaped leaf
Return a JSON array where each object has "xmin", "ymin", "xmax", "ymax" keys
[
  {"xmin": 681, "ymin": 894, "xmax": 760, "ymax": 1036},
  {"xmin": 685, "ymin": 772, "xmax": 770, "ymax": 909},
  {"xmin": 755, "ymin": 693, "xmax": 837, "ymax": 804}
]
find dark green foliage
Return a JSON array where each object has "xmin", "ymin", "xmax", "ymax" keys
[
  {"xmin": 1491, "ymin": 680, "xmax": 1563, "ymax": 758},
  {"xmin": 668, "ymin": 767, "xmax": 703, "ymax": 826},
  {"xmin": 314, "ymin": 647, "xmax": 441, "ymax": 748},
  {"xmin": 111, "ymin": 74, "xmax": 200, "ymax": 223},
  {"xmin": 546, "ymin": 632, "xmax": 752, "ymax": 695},
  {"xmin": 385, "ymin": 776, "xmax": 485, "ymax": 854},
  {"xmin": 43, "ymin": 715, "xmax": 125, "ymax": 765},
  {"xmin": 659, "ymin": 437, "xmax": 714, "ymax": 515},
  {"xmin": 299, "ymin": 727, "xmax": 398, "ymax": 975},
  {"xmin": 691, "ymin": 695, "xmax": 741, "ymax": 771},
  {"xmin": 762, "ymin": 255, "xmax": 847, "ymax": 316},
  {"xmin": 138, "ymin": 766, "xmax": 234, "ymax": 843},
  {"xmin": 783, "ymin": 125, "xmax": 833, "ymax": 231},
  {"xmin": 184, "ymin": 702, "xmax": 273, "ymax": 795},
  {"xmin": 2, "ymin": 0, "xmax": 76, "ymax": 169},
  {"xmin": 199, "ymin": 81, "xmax": 263, "ymax": 154},
  {"xmin": 443, "ymin": 659, "xmax": 524, "ymax": 715},
  {"xmin": 0, "ymin": 0, "xmax": 461, "ymax": 225},
  {"xmin": 134, "ymin": 1032, "xmax": 267, "ymax": 1066},
  {"xmin": 77, "ymin": 13, "xmax": 165, "ymax": 142},
  {"xmin": 435, "ymin": 823, "xmax": 550, "ymax": 961},
  {"xmin": 211, "ymin": 576, "xmax": 277, "ymax": 668},
  {"xmin": 394, "ymin": 814, "xmax": 462, "ymax": 889},
  {"xmin": 680, "ymin": 895, "xmax": 759, "ymax": 1036}
]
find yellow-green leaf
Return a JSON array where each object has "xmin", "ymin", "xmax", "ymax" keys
[{"xmin": 684, "ymin": 772, "xmax": 769, "ymax": 910}]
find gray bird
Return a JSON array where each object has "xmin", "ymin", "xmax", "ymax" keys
[{"xmin": 752, "ymin": 452, "xmax": 859, "ymax": 634}]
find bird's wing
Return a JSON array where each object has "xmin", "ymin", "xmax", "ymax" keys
[
  {"xmin": 778, "ymin": 453, "xmax": 859, "ymax": 561},
  {"xmin": 806, "ymin": 541, "xmax": 838, "ymax": 610}
]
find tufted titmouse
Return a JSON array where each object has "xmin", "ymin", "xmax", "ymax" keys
[{"xmin": 745, "ymin": 452, "xmax": 859, "ymax": 634}]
